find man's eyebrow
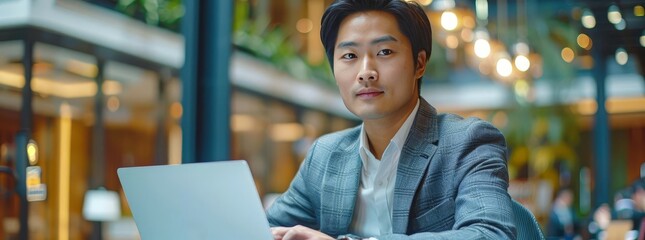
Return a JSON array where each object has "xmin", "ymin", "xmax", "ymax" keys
[
  {"xmin": 336, "ymin": 41, "xmax": 357, "ymax": 49},
  {"xmin": 336, "ymin": 35, "xmax": 398, "ymax": 49},
  {"xmin": 371, "ymin": 35, "xmax": 398, "ymax": 45}
]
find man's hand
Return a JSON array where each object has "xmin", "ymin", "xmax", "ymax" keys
[{"xmin": 271, "ymin": 225, "xmax": 335, "ymax": 240}]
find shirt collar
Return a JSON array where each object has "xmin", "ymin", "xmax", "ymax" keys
[{"xmin": 359, "ymin": 99, "xmax": 420, "ymax": 160}]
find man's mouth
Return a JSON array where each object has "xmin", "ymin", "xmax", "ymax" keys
[{"xmin": 356, "ymin": 88, "xmax": 384, "ymax": 98}]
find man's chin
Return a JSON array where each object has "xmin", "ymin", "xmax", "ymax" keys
[{"xmin": 351, "ymin": 110, "xmax": 384, "ymax": 120}]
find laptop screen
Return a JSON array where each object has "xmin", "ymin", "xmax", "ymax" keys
[{"xmin": 117, "ymin": 160, "xmax": 273, "ymax": 240}]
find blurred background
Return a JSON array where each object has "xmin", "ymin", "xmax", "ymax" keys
[{"xmin": 0, "ymin": 0, "xmax": 643, "ymax": 239}]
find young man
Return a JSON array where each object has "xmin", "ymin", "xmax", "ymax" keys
[{"xmin": 267, "ymin": 0, "xmax": 516, "ymax": 239}]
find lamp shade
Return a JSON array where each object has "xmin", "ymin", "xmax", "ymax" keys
[{"xmin": 82, "ymin": 188, "xmax": 121, "ymax": 221}]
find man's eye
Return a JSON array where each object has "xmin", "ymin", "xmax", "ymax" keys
[
  {"xmin": 341, "ymin": 53, "xmax": 357, "ymax": 59},
  {"xmin": 378, "ymin": 49, "xmax": 393, "ymax": 56}
]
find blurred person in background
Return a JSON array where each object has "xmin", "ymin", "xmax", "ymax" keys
[
  {"xmin": 587, "ymin": 179, "xmax": 645, "ymax": 239},
  {"xmin": 266, "ymin": 0, "xmax": 515, "ymax": 239},
  {"xmin": 630, "ymin": 178, "xmax": 645, "ymax": 239},
  {"xmin": 614, "ymin": 188, "xmax": 635, "ymax": 220},
  {"xmin": 547, "ymin": 188, "xmax": 576, "ymax": 239}
]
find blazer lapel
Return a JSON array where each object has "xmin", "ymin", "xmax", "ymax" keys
[
  {"xmin": 392, "ymin": 98, "xmax": 439, "ymax": 234},
  {"xmin": 320, "ymin": 146, "xmax": 362, "ymax": 236}
]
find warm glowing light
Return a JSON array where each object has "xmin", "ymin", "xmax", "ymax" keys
[
  {"xmin": 461, "ymin": 28, "xmax": 473, "ymax": 42},
  {"xmin": 607, "ymin": 97, "xmax": 645, "ymax": 114},
  {"xmin": 581, "ymin": 9, "xmax": 596, "ymax": 29},
  {"xmin": 561, "ymin": 47, "xmax": 575, "ymax": 63},
  {"xmin": 514, "ymin": 55, "xmax": 530, "ymax": 72},
  {"xmin": 106, "ymin": 96, "xmax": 120, "ymax": 112},
  {"xmin": 463, "ymin": 16, "xmax": 475, "ymax": 29},
  {"xmin": 474, "ymin": 39, "xmax": 491, "ymax": 58},
  {"xmin": 168, "ymin": 124, "xmax": 182, "ymax": 165},
  {"xmin": 577, "ymin": 33, "xmax": 591, "ymax": 49},
  {"xmin": 496, "ymin": 58, "xmax": 513, "ymax": 77},
  {"xmin": 635, "ymin": 5, "xmax": 645, "ymax": 17},
  {"xmin": 26, "ymin": 140, "xmax": 38, "ymax": 165},
  {"xmin": 608, "ymin": 5, "xmax": 622, "ymax": 25},
  {"xmin": 271, "ymin": 123, "xmax": 305, "ymax": 142},
  {"xmin": 102, "ymin": 80, "xmax": 122, "ymax": 95},
  {"xmin": 578, "ymin": 97, "xmax": 645, "ymax": 115},
  {"xmin": 441, "ymin": 11, "xmax": 459, "ymax": 31},
  {"xmin": 296, "ymin": 18, "xmax": 313, "ymax": 33},
  {"xmin": 0, "ymin": 70, "xmax": 123, "ymax": 98},
  {"xmin": 446, "ymin": 35, "xmax": 459, "ymax": 49},
  {"xmin": 416, "ymin": 0, "xmax": 433, "ymax": 6},
  {"xmin": 577, "ymin": 99, "xmax": 597, "ymax": 115},
  {"xmin": 66, "ymin": 60, "xmax": 98, "ymax": 78},
  {"xmin": 479, "ymin": 62, "xmax": 491, "ymax": 75},
  {"xmin": 170, "ymin": 102, "xmax": 183, "ymax": 119},
  {"xmin": 615, "ymin": 48, "xmax": 628, "ymax": 65},
  {"xmin": 58, "ymin": 102, "xmax": 72, "ymax": 240},
  {"xmin": 231, "ymin": 114, "xmax": 257, "ymax": 132}
]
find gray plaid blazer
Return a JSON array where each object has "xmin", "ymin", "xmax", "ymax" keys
[{"xmin": 267, "ymin": 98, "xmax": 516, "ymax": 239}]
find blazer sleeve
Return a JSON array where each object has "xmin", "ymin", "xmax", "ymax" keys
[
  {"xmin": 266, "ymin": 141, "xmax": 320, "ymax": 229},
  {"xmin": 378, "ymin": 120, "xmax": 516, "ymax": 240}
]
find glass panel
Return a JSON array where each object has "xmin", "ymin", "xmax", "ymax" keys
[
  {"xmin": 0, "ymin": 39, "xmax": 23, "ymax": 240},
  {"xmin": 102, "ymin": 61, "xmax": 166, "ymax": 222}
]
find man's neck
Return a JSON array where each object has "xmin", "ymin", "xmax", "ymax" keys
[{"xmin": 363, "ymin": 101, "xmax": 418, "ymax": 159}]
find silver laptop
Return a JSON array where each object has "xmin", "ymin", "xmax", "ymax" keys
[{"xmin": 117, "ymin": 160, "xmax": 273, "ymax": 240}]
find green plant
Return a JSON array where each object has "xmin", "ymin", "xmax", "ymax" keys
[{"xmin": 117, "ymin": 0, "xmax": 184, "ymax": 31}]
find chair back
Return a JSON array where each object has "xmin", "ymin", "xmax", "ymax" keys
[{"xmin": 512, "ymin": 199, "xmax": 545, "ymax": 240}]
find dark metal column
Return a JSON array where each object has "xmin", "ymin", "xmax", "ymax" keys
[
  {"xmin": 591, "ymin": 36, "xmax": 610, "ymax": 208},
  {"xmin": 90, "ymin": 59, "xmax": 105, "ymax": 240},
  {"xmin": 16, "ymin": 37, "xmax": 34, "ymax": 240},
  {"xmin": 154, "ymin": 69, "xmax": 170, "ymax": 165},
  {"xmin": 91, "ymin": 59, "xmax": 106, "ymax": 189},
  {"xmin": 181, "ymin": 1, "xmax": 234, "ymax": 163}
]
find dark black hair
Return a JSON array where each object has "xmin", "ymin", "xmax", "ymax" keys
[{"xmin": 320, "ymin": 0, "xmax": 433, "ymax": 87}]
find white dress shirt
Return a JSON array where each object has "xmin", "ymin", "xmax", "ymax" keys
[{"xmin": 350, "ymin": 100, "xmax": 420, "ymax": 237}]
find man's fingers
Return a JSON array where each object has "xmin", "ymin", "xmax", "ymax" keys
[{"xmin": 271, "ymin": 227, "xmax": 290, "ymax": 240}]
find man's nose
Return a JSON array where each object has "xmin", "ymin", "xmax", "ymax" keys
[{"xmin": 357, "ymin": 57, "xmax": 378, "ymax": 82}]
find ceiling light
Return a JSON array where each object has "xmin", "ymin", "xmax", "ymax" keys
[
  {"xmin": 446, "ymin": 35, "xmax": 459, "ymax": 49},
  {"xmin": 635, "ymin": 5, "xmax": 645, "ymax": 17},
  {"xmin": 441, "ymin": 11, "xmax": 459, "ymax": 31},
  {"xmin": 496, "ymin": 58, "xmax": 513, "ymax": 77},
  {"xmin": 474, "ymin": 39, "xmax": 491, "ymax": 58},
  {"xmin": 615, "ymin": 48, "xmax": 628, "ymax": 65},
  {"xmin": 581, "ymin": 9, "xmax": 596, "ymax": 29},
  {"xmin": 515, "ymin": 55, "xmax": 530, "ymax": 72},
  {"xmin": 577, "ymin": 33, "xmax": 591, "ymax": 49},
  {"xmin": 461, "ymin": 28, "xmax": 474, "ymax": 42},
  {"xmin": 608, "ymin": 5, "xmax": 622, "ymax": 25},
  {"xmin": 561, "ymin": 47, "xmax": 575, "ymax": 63}
]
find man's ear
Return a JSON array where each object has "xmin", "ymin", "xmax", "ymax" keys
[{"xmin": 415, "ymin": 50, "xmax": 427, "ymax": 79}]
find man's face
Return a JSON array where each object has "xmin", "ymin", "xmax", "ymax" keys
[{"xmin": 333, "ymin": 11, "xmax": 426, "ymax": 121}]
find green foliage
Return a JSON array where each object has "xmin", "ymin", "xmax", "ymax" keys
[
  {"xmin": 232, "ymin": 0, "xmax": 335, "ymax": 87},
  {"xmin": 117, "ymin": 0, "xmax": 184, "ymax": 31}
]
